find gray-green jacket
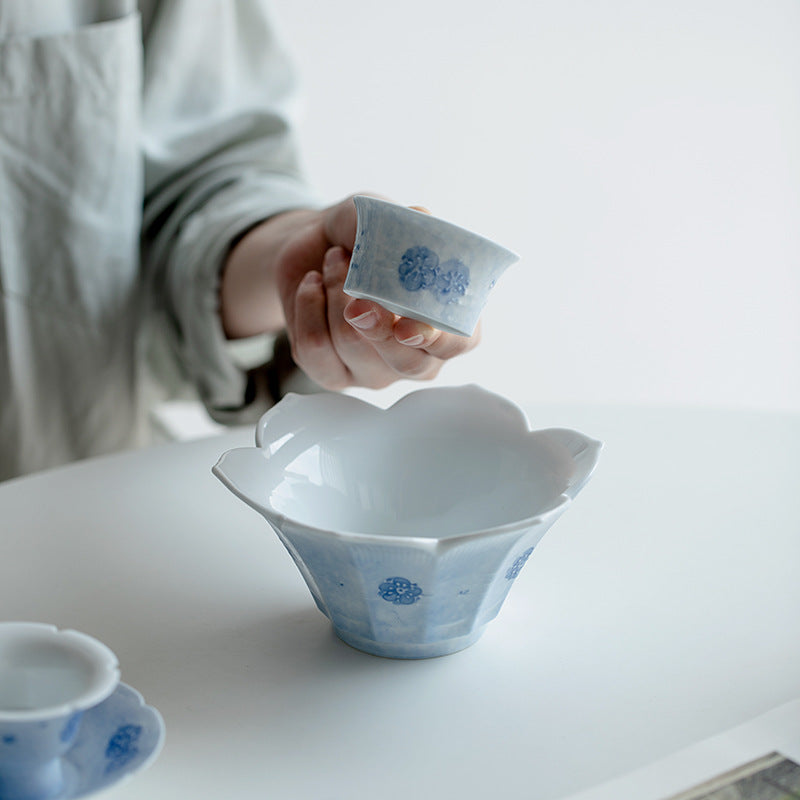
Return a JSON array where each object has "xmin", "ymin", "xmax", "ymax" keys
[{"xmin": 0, "ymin": 0, "xmax": 317, "ymax": 480}]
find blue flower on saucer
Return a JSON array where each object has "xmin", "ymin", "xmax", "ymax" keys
[
  {"xmin": 378, "ymin": 577, "xmax": 422, "ymax": 605},
  {"xmin": 398, "ymin": 246, "xmax": 439, "ymax": 291},
  {"xmin": 105, "ymin": 723, "xmax": 142, "ymax": 773}
]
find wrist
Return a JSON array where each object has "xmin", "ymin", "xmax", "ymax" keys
[{"xmin": 220, "ymin": 208, "xmax": 319, "ymax": 339}]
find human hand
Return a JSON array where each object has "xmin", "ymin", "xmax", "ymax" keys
[
  {"xmin": 221, "ymin": 195, "xmax": 481, "ymax": 391},
  {"xmin": 278, "ymin": 196, "xmax": 480, "ymax": 390}
]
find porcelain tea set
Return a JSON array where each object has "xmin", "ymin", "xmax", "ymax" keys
[
  {"xmin": 214, "ymin": 199, "xmax": 601, "ymax": 657},
  {"xmin": 2, "ymin": 199, "xmax": 600, "ymax": 798}
]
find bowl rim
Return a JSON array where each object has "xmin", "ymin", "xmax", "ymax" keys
[
  {"xmin": 213, "ymin": 451, "xmax": 578, "ymax": 551},
  {"xmin": 212, "ymin": 385, "xmax": 603, "ymax": 551}
]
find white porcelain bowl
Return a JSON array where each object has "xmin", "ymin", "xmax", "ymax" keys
[
  {"xmin": 343, "ymin": 196, "xmax": 519, "ymax": 336},
  {"xmin": 213, "ymin": 386, "xmax": 602, "ymax": 658}
]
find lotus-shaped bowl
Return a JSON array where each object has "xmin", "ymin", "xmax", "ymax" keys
[{"xmin": 213, "ymin": 385, "xmax": 602, "ymax": 658}]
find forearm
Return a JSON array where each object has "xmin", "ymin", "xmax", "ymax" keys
[{"xmin": 219, "ymin": 207, "xmax": 320, "ymax": 339}]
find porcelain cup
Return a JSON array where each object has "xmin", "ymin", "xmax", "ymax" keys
[
  {"xmin": 0, "ymin": 623, "xmax": 120, "ymax": 800},
  {"xmin": 344, "ymin": 195, "xmax": 519, "ymax": 336}
]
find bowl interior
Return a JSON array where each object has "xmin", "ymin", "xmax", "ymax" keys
[{"xmin": 258, "ymin": 427, "xmax": 573, "ymax": 538}]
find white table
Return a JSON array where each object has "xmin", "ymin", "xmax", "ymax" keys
[{"xmin": 1, "ymin": 403, "xmax": 798, "ymax": 800}]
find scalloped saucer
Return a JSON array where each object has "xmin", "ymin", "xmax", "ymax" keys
[{"xmin": 51, "ymin": 683, "xmax": 164, "ymax": 800}]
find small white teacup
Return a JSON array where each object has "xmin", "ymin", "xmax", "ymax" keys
[
  {"xmin": 0, "ymin": 622, "xmax": 120, "ymax": 800},
  {"xmin": 344, "ymin": 196, "xmax": 519, "ymax": 336}
]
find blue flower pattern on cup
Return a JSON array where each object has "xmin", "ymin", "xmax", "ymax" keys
[
  {"xmin": 105, "ymin": 723, "xmax": 142, "ymax": 773},
  {"xmin": 505, "ymin": 547, "xmax": 534, "ymax": 581},
  {"xmin": 398, "ymin": 247, "xmax": 470, "ymax": 303},
  {"xmin": 436, "ymin": 258, "xmax": 470, "ymax": 301},
  {"xmin": 60, "ymin": 712, "xmax": 82, "ymax": 743},
  {"xmin": 378, "ymin": 577, "xmax": 422, "ymax": 605},
  {"xmin": 398, "ymin": 246, "xmax": 439, "ymax": 291}
]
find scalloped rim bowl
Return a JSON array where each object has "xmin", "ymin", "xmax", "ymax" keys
[{"xmin": 213, "ymin": 385, "xmax": 602, "ymax": 658}]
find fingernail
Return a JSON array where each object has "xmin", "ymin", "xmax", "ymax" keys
[
  {"xmin": 323, "ymin": 247, "xmax": 347, "ymax": 279},
  {"xmin": 347, "ymin": 309, "xmax": 378, "ymax": 330},
  {"xmin": 398, "ymin": 334, "xmax": 425, "ymax": 346}
]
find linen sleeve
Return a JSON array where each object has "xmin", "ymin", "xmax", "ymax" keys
[{"xmin": 139, "ymin": 0, "xmax": 320, "ymax": 421}]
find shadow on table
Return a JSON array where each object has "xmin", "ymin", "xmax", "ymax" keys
[{"xmin": 127, "ymin": 599, "xmax": 461, "ymax": 746}]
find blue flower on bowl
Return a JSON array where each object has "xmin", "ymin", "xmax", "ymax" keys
[
  {"xmin": 506, "ymin": 547, "xmax": 535, "ymax": 581},
  {"xmin": 378, "ymin": 577, "xmax": 423, "ymax": 605}
]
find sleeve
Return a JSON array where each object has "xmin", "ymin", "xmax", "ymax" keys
[{"xmin": 139, "ymin": 0, "xmax": 320, "ymax": 422}]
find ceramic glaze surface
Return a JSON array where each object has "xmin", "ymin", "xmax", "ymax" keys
[
  {"xmin": 57, "ymin": 683, "xmax": 164, "ymax": 800},
  {"xmin": 0, "ymin": 624, "xmax": 119, "ymax": 722},
  {"xmin": 344, "ymin": 196, "xmax": 519, "ymax": 336},
  {"xmin": 0, "ymin": 683, "xmax": 165, "ymax": 800},
  {"xmin": 213, "ymin": 386, "xmax": 602, "ymax": 659},
  {"xmin": 0, "ymin": 625, "xmax": 162, "ymax": 800}
]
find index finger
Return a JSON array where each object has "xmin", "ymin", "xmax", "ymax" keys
[{"xmin": 321, "ymin": 195, "xmax": 361, "ymax": 251}]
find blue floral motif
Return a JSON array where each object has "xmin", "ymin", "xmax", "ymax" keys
[
  {"xmin": 397, "ymin": 247, "xmax": 470, "ymax": 304},
  {"xmin": 434, "ymin": 259, "xmax": 470, "ymax": 303},
  {"xmin": 398, "ymin": 246, "xmax": 439, "ymax": 292},
  {"xmin": 2, "ymin": 734, "xmax": 16, "ymax": 745},
  {"xmin": 505, "ymin": 547, "xmax": 534, "ymax": 581},
  {"xmin": 104, "ymin": 724, "xmax": 142, "ymax": 773},
  {"xmin": 378, "ymin": 577, "xmax": 422, "ymax": 605}
]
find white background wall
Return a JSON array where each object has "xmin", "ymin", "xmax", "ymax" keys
[{"xmin": 270, "ymin": 0, "xmax": 799, "ymax": 412}]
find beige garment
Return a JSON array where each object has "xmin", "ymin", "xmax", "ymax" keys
[{"xmin": 0, "ymin": 0, "xmax": 318, "ymax": 480}]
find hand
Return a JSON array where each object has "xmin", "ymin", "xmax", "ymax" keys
[{"xmin": 221, "ymin": 195, "xmax": 481, "ymax": 391}]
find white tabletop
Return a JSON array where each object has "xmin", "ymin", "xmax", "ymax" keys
[{"xmin": 1, "ymin": 402, "xmax": 798, "ymax": 800}]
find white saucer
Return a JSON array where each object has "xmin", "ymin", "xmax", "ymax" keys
[{"xmin": 57, "ymin": 682, "xmax": 165, "ymax": 800}]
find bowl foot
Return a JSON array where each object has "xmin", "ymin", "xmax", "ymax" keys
[{"xmin": 333, "ymin": 626, "xmax": 486, "ymax": 659}]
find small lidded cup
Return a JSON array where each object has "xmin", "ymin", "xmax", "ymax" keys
[{"xmin": 0, "ymin": 622, "xmax": 120, "ymax": 800}]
